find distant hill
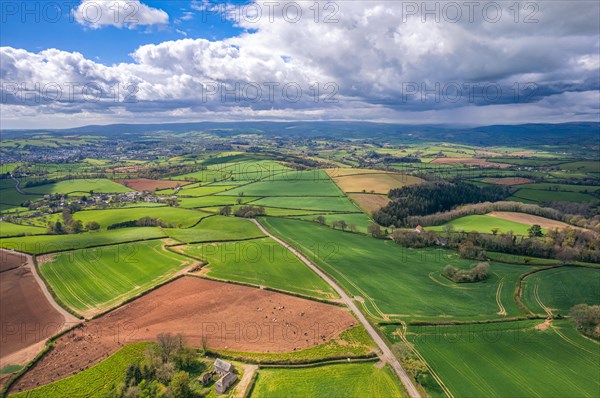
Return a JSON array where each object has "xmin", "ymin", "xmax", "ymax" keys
[{"xmin": 2, "ymin": 121, "xmax": 598, "ymax": 147}]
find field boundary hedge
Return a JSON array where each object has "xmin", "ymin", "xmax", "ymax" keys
[{"xmin": 205, "ymin": 349, "xmax": 377, "ymax": 366}]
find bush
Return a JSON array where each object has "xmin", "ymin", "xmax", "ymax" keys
[{"xmin": 443, "ymin": 262, "xmax": 490, "ymax": 283}]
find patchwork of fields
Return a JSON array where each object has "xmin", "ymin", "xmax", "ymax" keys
[{"xmin": 1, "ymin": 152, "xmax": 598, "ymax": 398}]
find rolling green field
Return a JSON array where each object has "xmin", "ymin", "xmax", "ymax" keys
[
  {"xmin": 177, "ymin": 195, "xmax": 259, "ymax": 208},
  {"xmin": 0, "ymin": 221, "xmax": 47, "ymax": 237},
  {"xmin": 182, "ymin": 237, "xmax": 337, "ymax": 299},
  {"xmin": 0, "ymin": 227, "xmax": 167, "ymax": 254},
  {"xmin": 517, "ymin": 183, "xmax": 600, "ymax": 193},
  {"xmin": 521, "ymin": 266, "xmax": 600, "ymax": 316},
  {"xmin": 250, "ymin": 362, "xmax": 403, "ymax": 398},
  {"xmin": 165, "ymin": 215, "xmax": 265, "ymax": 243},
  {"xmin": 426, "ymin": 215, "xmax": 535, "ymax": 235},
  {"xmin": 11, "ymin": 343, "xmax": 151, "ymax": 398},
  {"xmin": 251, "ymin": 197, "xmax": 359, "ymax": 212},
  {"xmin": 217, "ymin": 178, "xmax": 343, "ymax": 197},
  {"xmin": 400, "ymin": 320, "xmax": 600, "ymax": 397},
  {"xmin": 510, "ymin": 188, "xmax": 598, "ymax": 203},
  {"xmin": 558, "ymin": 161, "xmax": 600, "ymax": 174},
  {"xmin": 73, "ymin": 207, "xmax": 210, "ymax": 229},
  {"xmin": 292, "ymin": 213, "xmax": 374, "ymax": 234},
  {"xmin": 261, "ymin": 218, "xmax": 530, "ymax": 321},
  {"xmin": 200, "ymin": 205, "xmax": 326, "ymax": 217},
  {"xmin": 24, "ymin": 179, "xmax": 133, "ymax": 194},
  {"xmin": 176, "ymin": 185, "xmax": 236, "ymax": 196},
  {"xmin": 40, "ymin": 240, "xmax": 190, "ymax": 315}
]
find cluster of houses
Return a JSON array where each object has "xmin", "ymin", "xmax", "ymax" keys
[{"xmin": 199, "ymin": 358, "xmax": 238, "ymax": 395}]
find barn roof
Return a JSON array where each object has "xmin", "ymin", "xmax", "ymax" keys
[{"xmin": 215, "ymin": 358, "xmax": 233, "ymax": 372}]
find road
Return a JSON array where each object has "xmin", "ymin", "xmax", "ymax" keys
[{"xmin": 251, "ymin": 219, "xmax": 422, "ymax": 398}]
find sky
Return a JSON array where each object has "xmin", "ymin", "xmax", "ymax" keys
[{"xmin": 1, "ymin": 0, "xmax": 599, "ymax": 129}]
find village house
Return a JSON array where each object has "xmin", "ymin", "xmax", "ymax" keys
[
  {"xmin": 214, "ymin": 358, "xmax": 233, "ymax": 376},
  {"xmin": 215, "ymin": 372, "xmax": 238, "ymax": 394},
  {"xmin": 415, "ymin": 225, "xmax": 424, "ymax": 233}
]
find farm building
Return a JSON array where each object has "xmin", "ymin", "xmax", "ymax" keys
[
  {"xmin": 214, "ymin": 358, "xmax": 233, "ymax": 376},
  {"xmin": 415, "ymin": 225, "xmax": 424, "ymax": 233},
  {"xmin": 199, "ymin": 372, "xmax": 212, "ymax": 386},
  {"xmin": 215, "ymin": 371, "xmax": 238, "ymax": 394}
]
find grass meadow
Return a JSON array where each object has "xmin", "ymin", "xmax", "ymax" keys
[
  {"xmin": 182, "ymin": 237, "xmax": 337, "ymax": 299},
  {"xmin": 0, "ymin": 227, "xmax": 167, "ymax": 254},
  {"xmin": 400, "ymin": 320, "xmax": 600, "ymax": 397},
  {"xmin": 250, "ymin": 362, "xmax": 403, "ymax": 397},
  {"xmin": 261, "ymin": 218, "xmax": 531, "ymax": 322},
  {"xmin": 40, "ymin": 240, "xmax": 191, "ymax": 315}
]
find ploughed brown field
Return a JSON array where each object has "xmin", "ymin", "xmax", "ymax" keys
[
  {"xmin": 115, "ymin": 178, "xmax": 191, "ymax": 191},
  {"xmin": 484, "ymin": 177, "xmax": 534, "ymax": 185},
  {"xmin": 0, "ymin": 250, "xmax": 26, "ymax": 272},
  {"xmin": 0, "ymin": 266, "xmax": 65, "ymax": 361},
  {"xmin": 11, "ymin": 277, "xmax": 355, "ymax": 393},
  {"xmin": 348, "ymin": 193, "xmax": 390, "ymax": 214},
  {"xmin": 431, "ymin": 158, "xmax": 511, "ymax": 168},
  {"xmin": 333, "ymin": 173, "xmax": 423, "ymax": 194},
  {"xmin": 487, "ymin": 212, "xmax": 587, "ymax": 231}
]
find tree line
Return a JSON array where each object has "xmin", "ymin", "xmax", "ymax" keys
[
  {"xmin": 391, "ymin": 227, "xmax": 600, "ymax": 264},
  {"xmin": 403, "ymin": 201, "xmax": 600, "ymax": 231},
  {"xmin": 373, "ymin": 181, "xmax": 511, "ymax": 227}
]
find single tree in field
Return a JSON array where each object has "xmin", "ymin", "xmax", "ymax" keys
[
  {"xmin": 528, "ymin": 224, "xmax": 544, "ymax": 238},
  {"xmin": 85, "ymin": 221, "xmax": 100, "ymax": 231},
  {"xmin": 156, "ymin": 333, "xmax": 179, "ymax": 364},
  {"xmin": 367, "ymin": 223, "xmax": 383, "ymax": 238},
  {"xmin": 338, "ymin": 220, "xmax": 348, "ymax": 231},
  {"xmin": 220, "ymin": 205, "xmax": 232, "ymax": 216},
  {"xmin": 491, "ymin": 228, "xmax": 499, "ymax": 236},
  {"xmin": 315, "ymin": 215, "xmax": 326, "ymax": 225}
]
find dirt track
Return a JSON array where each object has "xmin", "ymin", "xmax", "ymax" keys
[{"xmin": 11, "ymin": 277, "xmax": 355, "ymax": 393}]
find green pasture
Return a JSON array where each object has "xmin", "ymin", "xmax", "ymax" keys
[
  {"xmin": 426, "ymin": 215, "xmax": 535, "ymax": 235},
  {"xmin": 40, "ymin": 240, "xmax": 190, "ymax": 315},
  {"xmin": 292, "ymin": 213, "xmax": 373, "ymax": 234},
  {"xmin": 0, "ymin": 221, "xmax": 47, "ymax": 237},
  {"xmin": 250, "ymin": 197, "xmax": 358, "ymax": 212},
  {"xmin": 509, "ymin": 188, "xmax": 598, "ymax": 203},
  {"xmin": 73, "ymin": 207, "xmax": 210, "ymax": 229},
  {"xmin": 217, "ymin": 179, "xmax": 343, "ymax": 197},
  {"xmin": 0, "ymin": 227, "xmax": 166, "ymax": 254},
  {"xmin": 521, "ymin": 266, "xmax": 600, "ymax": 316},
  {"xmin": 261, "ymin": 218, "xmax": 531, "ymax": 322},
  {"xmin": 24, "ymin": 179, "xmax": 133, "ymax": 194},
  {"xmin": 250, "ymin": 362, "xmax": 403, "ymax": 398},
  {"xmin": 182, "ymin": 237, "xmax": 336, "ymax": 299},
  {"xmin": 400, "ymin": 320, "xmax": 600, "ymax": 397},
  {"xmin": 165, "ymin": 215, "xmax": 265, "ymax": 243}
]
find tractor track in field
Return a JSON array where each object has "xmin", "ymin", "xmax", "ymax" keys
[{"xmin": 252, "ymin": 218, "xmax": 422, "ymax": 398}]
